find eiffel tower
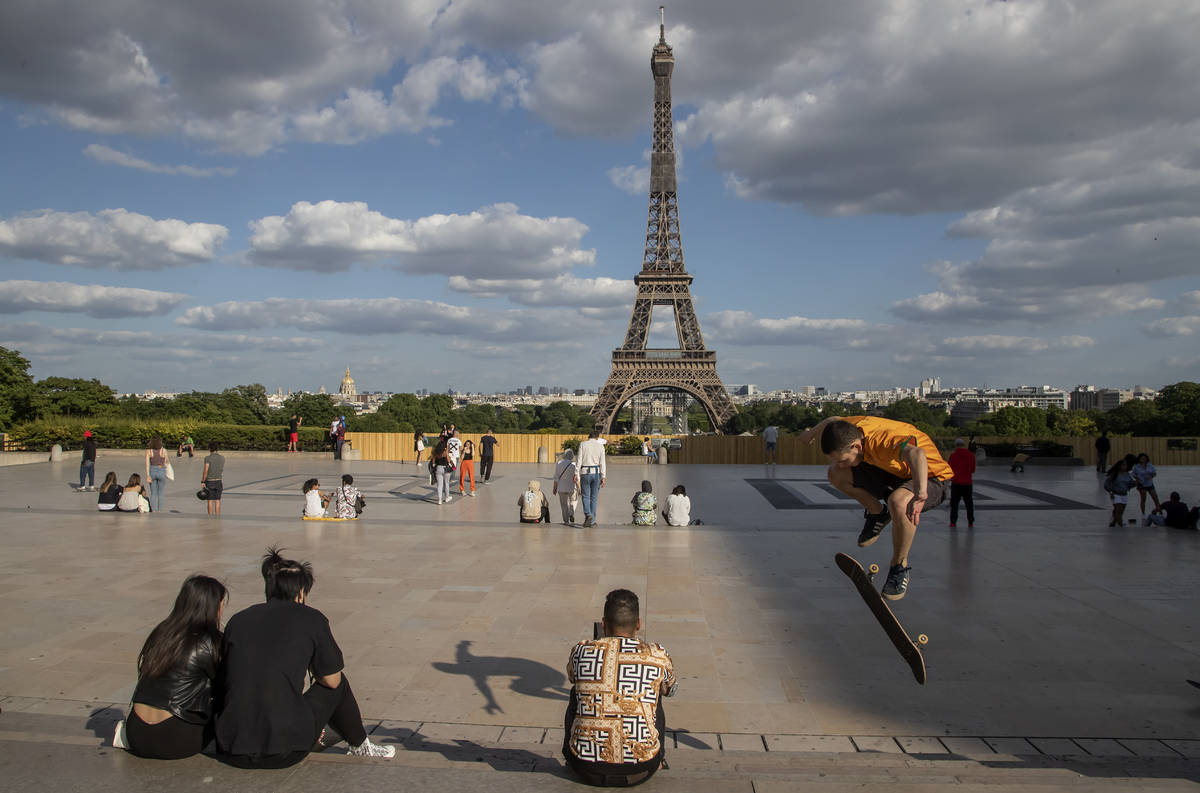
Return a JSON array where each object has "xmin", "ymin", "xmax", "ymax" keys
[{"xmin": 590, "ymin": 9, "xmax": 737, "ymax": 434}]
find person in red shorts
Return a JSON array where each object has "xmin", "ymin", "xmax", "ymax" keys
[
  {"xmin": 947, "ymin": 437, "xmax": 977, "ymax": 528},
  {"xmin": 800, "ymin": 416, "xmax": 953, "ymax": 600}
]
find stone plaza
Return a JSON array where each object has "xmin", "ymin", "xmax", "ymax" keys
[{"xmin": 2, "ymin": 450, "xmax": 1199, "ymax": 790}]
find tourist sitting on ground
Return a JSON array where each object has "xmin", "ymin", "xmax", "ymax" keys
[
  {"xmin": 113, "ymin": 575, "xmax": 227, "ymax": 759},
  {"xmin": 177, "ymin": 436, "xmax": 194, "ymax": 457},
  {"xmin": 116, "ymin": 473, "xmax": 150, "ymax": 512},
  {"xmin": 1148, "ymin": 492, "xmax": 1200, "ymax": 530},
  {"xmin": 329, "ymin": 474, "xmax": 363, "ymax": 519},
  {"xmin": 632, "ymin": 480, "xmax": 657, "ymax": 525},
  {"xmin": 97, "ymin": 471, "xmax": 122, "ymax": 511},
  {"xmin": 663, "ymin": 484, "xmax": 691, "ymax": 526},
  {"xmin": 518, "ymin": 479, "xmax": 550, "ymax": 523},
  {"xmin": 214, "ymin": 548, "xmax": 394, "ymax": 766},
  {"xmin": 564, "ymin": 589, "xmax": 676, "ymax": 787},
  {"xmin": 1104, "ymin": 459, "xmax": 1135, "ymax": 527},
  {"xmin": 302, "ymin": 478, "xmax": 328, "ymax": 518}
]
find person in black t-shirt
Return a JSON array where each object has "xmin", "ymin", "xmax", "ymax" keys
[
  {"xmin": 214, "ymin": 548, "xmax": 394, "ymax": 767},
  {"xmin": 288, "ymin": 414, "xmax": 302, "ymax": 453},
  {"xmin": 479, "ymin": 428, "xmax": 499, "ymax": 482}
]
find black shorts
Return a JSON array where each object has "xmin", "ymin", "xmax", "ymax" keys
[
  {"xmin": 204, "ymin": 480, "xmax": 223, "ymax": 500},
  {"xmin": 851, "ymin": 463, "xmax": 945, "ymax": 510}
]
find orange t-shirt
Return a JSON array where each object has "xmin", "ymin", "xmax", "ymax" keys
[{"xmin": 844, "ymin": 416, "xmax": 953, "ymax": 482}]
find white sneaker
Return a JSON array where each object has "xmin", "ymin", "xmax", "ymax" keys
[
  {"xmin": 347, "ymin": 737, "xmax": 395, "ymax": 758},
  {"xmin": 469, "ymin": 491, "xmax": 475, "ymax": 497},
  {"xmin": 112, "ymin": 719, "xmax": 128, "ymax": 749}
]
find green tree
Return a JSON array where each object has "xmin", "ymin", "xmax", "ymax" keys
[
  {"xmin": 32, "ymin": 377, "xmax": 118, "ymax": 418},
  {"xmin": 0, "ymin": 346, "xmax": 35, "ymax": 428},
  {"xmin": 1103, "ymin": 399, "xmax": 1162, "ymax": 436},
  {"xmin": 220, "ymin": 384, "xmax": 271, "ymax": 424},
  {"xmin": 379, "ymin": 393, "xmax": 423, "ymax": 429},
  {"xmin": 1155, "ymin": 381, "xmax": 1200, "ymax": 434},
  {"xmin": 281, "ymin": 392, "xmax": 338, "ymax": 431},
  {"xmin": 883, "ymin": 398, "xmax": 949, "ymax": 429}
]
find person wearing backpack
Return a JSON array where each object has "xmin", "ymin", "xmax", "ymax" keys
[{"xmin": 1104, "ymin": 459, "xmax": 1135, "ymax": 527}]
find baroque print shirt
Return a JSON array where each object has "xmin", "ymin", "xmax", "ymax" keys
[{"xmin": 566, "ymin": 636, "xmax": 676, "ymax": 764}]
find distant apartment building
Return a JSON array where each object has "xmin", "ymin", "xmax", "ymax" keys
[
  {"xmin": 1068, "ymin": 384, "xmax": 1157, "ymax": 412},
  {"xmin": 949, "ymin": 386, "xmax": 1069, "ymax": 426}
]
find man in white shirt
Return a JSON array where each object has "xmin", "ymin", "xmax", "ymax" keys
[
  {"xmin": 574, "ymin": 431, "xmax": 607, "ymax": 528},
  {"xmin": 763, "ymin": 425, "xmax": 779, "ymax": 464},
  {"xmin": 447, "ymin": 430, "xmax": 463, "ymax": 468}
]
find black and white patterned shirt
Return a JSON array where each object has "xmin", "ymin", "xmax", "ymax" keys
[{"xmin": 566, "ymin": 636, "xmax": 676, "ymax": 764}]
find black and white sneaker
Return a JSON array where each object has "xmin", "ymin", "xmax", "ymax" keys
[
  {"xmin": 857, "ymin": 507, "xmax": 891, "ymax": 547},
  {"xmin": 882, "ymin": 564, "xmax": 911, "ymax": 600}
]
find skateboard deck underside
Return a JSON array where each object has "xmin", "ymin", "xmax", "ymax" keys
[{"xmin": 835, "ymin": 552, "xmax": 927, "ymax": 685}]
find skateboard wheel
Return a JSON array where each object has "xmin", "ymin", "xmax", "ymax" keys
[
  {"xmin": 868, "ymin": 563, "xmax": 879, "ymax": 575},
  {"xmin": 917, "ymin": 634, "xmax": 929, "ymax": 645}
]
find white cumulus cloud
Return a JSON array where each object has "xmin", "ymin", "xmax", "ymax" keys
[
  {"xmin": 0, "ymin": 209, "xmax": 228, "ymax": 270},
  {"xmin": 0, "ymin": 280, "xmax": 187, "ymax": 318},
  {"xmin": 247, "ymin": 201, "xmax": 594, "ymax": 277}
]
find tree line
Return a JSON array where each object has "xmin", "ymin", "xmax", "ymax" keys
[
  {"xmin": 724, "ymin": 383, "xmax": 1200, "ymax": 438},
  {"xmin": 0, "ymin": 345, "xmax": 597, "ymax": 437}
]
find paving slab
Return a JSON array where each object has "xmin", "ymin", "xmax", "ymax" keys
[{"xmin": 2, "ymin": 460, "xmax": 1200, "ymax": 789}]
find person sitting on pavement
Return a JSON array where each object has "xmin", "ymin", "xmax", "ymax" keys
[
  {"xmin": 563, "ymin": 589, "xmax": 676, "ymax": 787},
  {"xmin": 1148, "ymin": 492, "xmax": 1200, "ymax": 530},
  {"xmin": 302, "ymin": 478, "xmax": 328, "ymax": 518},
  {"xmin": 663, "ymin": 484, "xmax": 691, "ymax": 526},
  {"xmin": 518, "ymin": 479, "xmax": 550, "ymax": 523},
  {"xmin": 116, "ymin": 473, "xmax": 150, "ymax": 512},
  {"xmin": 631, "ymin": 480, "xmax": 657, "ymax": 525},
  {"xmin": 97, "ymin": 471, "xmax": 122, "ymax": 511},
  {"xmin": 214, "ymin": 548, "xmax": 395, "ymax": 767},
  {"xmin": 329, "ymin": 474, "xmax": 363, "ymax": 519},
  {"xmin": 113, "ymin": 575, "xmax": 227, "ymax": 759},
  {"xmin": 177, "ymin": 436, "xmax": 195, "ymax": 457}
]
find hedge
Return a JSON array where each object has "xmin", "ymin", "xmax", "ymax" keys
[{"xmin": 9, "ymin": 418, "xmax": 333, "ymax": 452}]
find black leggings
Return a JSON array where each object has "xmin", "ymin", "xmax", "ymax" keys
[
  {"xmin": 125, "ymin": 709, "xmax": 211, "ymax": 760},
  {"xmin": 220, "ymin": 675, "xmax": 368, "ymax": 769}
]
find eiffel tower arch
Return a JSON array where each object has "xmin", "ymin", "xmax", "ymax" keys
[{"xmin": 591, "ymin": 10, "xmax": 737, "ymax": 435}]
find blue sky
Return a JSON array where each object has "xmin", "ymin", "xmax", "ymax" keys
[{"xmin": 1, "ymin": 0, "xmax": 1197, "ymax": 395}]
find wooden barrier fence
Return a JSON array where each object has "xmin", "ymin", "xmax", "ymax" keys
[
  {"xmin": 344, "ymin": 432, "xmax": 1200, "ymax": 466},
  {"xmin": 344, "ymin": 433, "xmax": 682, "ymax": 463}
]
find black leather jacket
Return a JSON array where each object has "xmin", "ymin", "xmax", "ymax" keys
[{"xmin": 131, "ymin": 635, "xmax": 217, "ymax": 725}]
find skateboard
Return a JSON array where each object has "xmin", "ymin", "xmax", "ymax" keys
[{"xmin": 834, "ymin": 552, "xmax": 928, "ymax": 685}]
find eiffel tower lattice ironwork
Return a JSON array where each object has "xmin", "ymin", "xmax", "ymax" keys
[{"xmin": 590, "ymin": 10, "xmax": 737, "ymax": 434}]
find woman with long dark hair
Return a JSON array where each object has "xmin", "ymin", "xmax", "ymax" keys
[
  {"xmin": 433, "ymin": 438, "xmax": 452, "ymax": 504},
  {"xmin": 114, "ymin": 575, "xmax": 227, "ymax": 759},
  {"xmin": 145, "ymin": 434, "xmax": 169, "ymax": 512}
]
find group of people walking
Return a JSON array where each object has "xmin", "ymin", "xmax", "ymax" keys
[{"xmin": 421, "ymin": 426, "xmax": 498, "ymax": 505}]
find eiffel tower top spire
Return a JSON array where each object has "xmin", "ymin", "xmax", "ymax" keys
[{"xmin": 646, "ymin": 8, "xmax": 681, "ymax": 275}]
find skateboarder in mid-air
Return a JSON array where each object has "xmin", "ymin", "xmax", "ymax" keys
[{"xmin": 800, "ymin": 417, "xmax": 953, "ymax": 601}]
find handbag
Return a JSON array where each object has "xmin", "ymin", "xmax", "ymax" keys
[
  {"xmin": 354, "ymin": 494, "xmax": 366, "ymax": 515},
  {"xmin": 165, "ymin": 462, "xmax": 175, "ymax": 481},
  {"xmin": 137, "ymin": 495, "xmax": 151, "ymax": 513}
]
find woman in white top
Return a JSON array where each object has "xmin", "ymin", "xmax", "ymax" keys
[
  {"xmin": 302, "ymin": 478, "xmax": 328, "ymax": 517},
  {"xmin": 663, "ymin": 485, "xmax": 691, "ymax": 526},
  {"xmin": 117, "ymin": 474, "xmax": 150, "ymax": 512},
  {"xmin": 1132, "ymin": 453, "xmax": 1161, "ymax": 515},
  {"xmin": 552, "ymin": 449, "xmax": 579, "ymax": 525}
]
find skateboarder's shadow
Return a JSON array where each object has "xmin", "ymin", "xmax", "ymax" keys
[{"xmin": 432, "ymin": 640, "xmax": 569, "ymax": 715}]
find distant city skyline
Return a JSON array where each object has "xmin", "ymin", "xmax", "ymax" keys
[{"xmin": 1, "ymin": 1, "xmax": 1197, "ymax": 394}]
